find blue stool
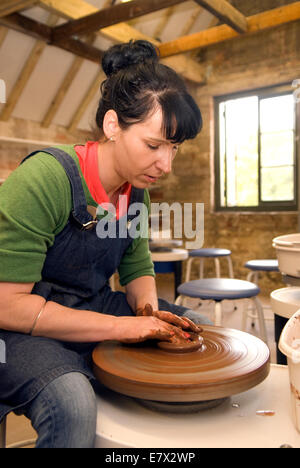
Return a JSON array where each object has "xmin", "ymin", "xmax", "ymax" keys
[
  {"xmin": 243, "ymin": 259, "xmax": 279, "ymax": 330},
  {"xmin": 185, "ymin": 248, "xmax": 234, "ymax": 282},
  {"xmin": 245, "ymin": 259, "xmax": 279, "ymax": 284},
  {"xmin": 175, "ymin": 278, "xmax": 268, "ymax": 343}
]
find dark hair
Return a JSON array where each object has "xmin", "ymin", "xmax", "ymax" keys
[{"xmin": 96, "ymin": 40, "xmax": 202, "ymax": 143}]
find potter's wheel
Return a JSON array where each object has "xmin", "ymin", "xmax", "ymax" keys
[{"xmin": 92, "ymin": 326, "xmax": 270, "ymax": 406}]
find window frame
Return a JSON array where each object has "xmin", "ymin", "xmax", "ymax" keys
[{"xmin": 214, "ymin": 83, "xmax": 298, "ymax": 213}]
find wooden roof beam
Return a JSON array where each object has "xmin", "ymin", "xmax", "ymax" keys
[
  {"xmin": 42, "ymin": 34, "xmax": 96, "ymax": 128},
  {"xmin": 193, "ymin": 0, "xmax": 247, "ymax": 33},
  {"xmin": 52, "ymin": 0, "xmax": 190, "ymax": 43},
  {"xmin": 0, "ymin": 26, "xmax": 9, "ymax": 47},
  {"xmin": 159, "ymin": 1, "xmax": 300, "ymax": 57},
  {"xmin": 0, "ymin": 14, "xmax": 58, "ymax": 122},
  {"xmin": 38, "ymin": 0, "xmax": 205, "ymax": 84},
  {"xmin": 0, "ymin": 13, "xmax": 104, "ymax": 63},
  {"xmin": 0, "ymin": 0, "xmax": 38, "ymax": 18}
]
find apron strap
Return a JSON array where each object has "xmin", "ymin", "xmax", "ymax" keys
[
  {"xmin": 21, "ymin": 147, "xmax": 145, "ymax": 230},
  {"xmin": 21, "ymin": 147, "xmax": 94, "ymax": 227}
]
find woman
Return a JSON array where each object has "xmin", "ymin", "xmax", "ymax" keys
[{"xmin": 0, "ymin": 40, "xmax": 209, "ymax": 448}]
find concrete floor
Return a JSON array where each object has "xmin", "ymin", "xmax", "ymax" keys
[{"xmin": 4, "ymin": 273, "xmax": 278, "ymax": 448}]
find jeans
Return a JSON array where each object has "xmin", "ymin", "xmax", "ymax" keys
[{"xmin": 21, "ymin": 372, "xmax": 97, "ymax": 448}]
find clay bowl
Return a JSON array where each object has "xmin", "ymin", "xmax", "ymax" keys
[
  {"xmin": 157, "ymin": 332, "xmax": 204, "ymax": 353},
  {"xmin": 92, "ymin": 326, "xmax": 270, "ymax": 403}
]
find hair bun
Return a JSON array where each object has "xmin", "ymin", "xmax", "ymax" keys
[{"xmin": 102, "ymin": 40, "xmax": 159, "ymax": 77}]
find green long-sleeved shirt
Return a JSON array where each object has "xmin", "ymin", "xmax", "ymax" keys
[{"xmin": 0, "ymin": 145, "xmax": 154, "ymax": 286}]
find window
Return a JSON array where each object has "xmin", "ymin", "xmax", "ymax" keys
[{"xmin": 215, "ymin": 85, "xmax": 298, "ymax": 211}]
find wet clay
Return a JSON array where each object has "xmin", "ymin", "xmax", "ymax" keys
[
  {"xmin": 92, "ymin": 325, "xmax": 270, "ymax": 402},
  {"xmin": 157, "ymin": 332, "xmax": 204, "ymax": 353}
]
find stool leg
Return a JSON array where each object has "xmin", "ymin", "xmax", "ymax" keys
[
  {"xmin": 251, "ymin": 297, "xmax": 268, "ymax": 344},
  {"xmin": 247, "ymin": 272, "xmax": 259, "ymax": 327},
  {"xmin": 185, "ymin": 258, "xmax": 193, "ymax": 282},
  {"xmin": 227, "ymin": 256, "xmax": 234, "ymax": 278},
  {"xmin": 175, "ymin": 295, "xmax": 184, "ymax": 306},
  {"xmin": 242, "ymin": 300, "xmax": 248, "ymax": 331},
  {"xmin": 199, "ymin": 258, "xmax": 204, "ymax": 279},
  {"xmin": 247, "ymin": 271, "xmax": 255, "ymax": 282},
  {"xmin": 214, "ymin": 258, "xmax": 221, "ymax": 278},
  {"xmin": 0, "ymin": 417, "xmax": 6, "ymax": 449},
  {"xmin": 214, "ymin": 302, "xmax": 222, "ymax": 326}
]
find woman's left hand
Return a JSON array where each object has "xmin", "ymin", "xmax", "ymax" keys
[{"xmin": 136, "ymin": 304, "xmax": 202, "ymax": 334}]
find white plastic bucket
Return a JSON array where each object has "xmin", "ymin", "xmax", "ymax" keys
[
  {"xmin": 272, "ymin": 233, "xmax": 300, "ymax": 278},
  {"xmin": 271, "ymin": 287, "xmax": 300, "ymax": 320},
  {"xmin": 279, "ymin": 309, "xmax": 300, "ymax": 432}
]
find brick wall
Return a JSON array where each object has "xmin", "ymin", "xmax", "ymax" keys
[{"xmin": 151, "ymin": 17, "xmax": 300, "ymax": 295}]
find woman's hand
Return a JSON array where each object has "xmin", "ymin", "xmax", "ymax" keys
[
  {"xmin": 117, "ymin": 315, "xmax": 192, "ymax": 344},
  {"xmin": 136, "ymin": 304, "xmax": 203, "ymax": 334}
]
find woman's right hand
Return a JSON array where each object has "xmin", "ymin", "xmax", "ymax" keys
[{"xmin": 116, "ymin": 315, "xmax": 191, "ymax": 344}]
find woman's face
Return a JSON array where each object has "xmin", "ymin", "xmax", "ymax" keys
[{"xmin": 112, "ymin": 107, "xmax": 179, "ymax": 189}]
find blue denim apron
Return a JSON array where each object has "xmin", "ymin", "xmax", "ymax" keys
[{"xmin": 0, "ymin": 147, "xmax": 190, "ymax": 422}]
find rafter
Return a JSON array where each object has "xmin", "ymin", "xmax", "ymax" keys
[
  {"xmin": 153, "ymin": 6, "xmax": 176, "ymax": 41},
  {"xmin": 0, "ymin": 13, "xmax": 104, "ymax": 63},
  {"xmin": 42, "ymin": 34, "xmax": 96, "ymax": 128},
  {"xmin": 0, "ymin": 14, "xmax": 58, "ymax": 122},
  {"xmin": 38, "ymin": 0, "xmax": 205, "ymax": 84},
  {"xmin": 52, "ymin": 0, "xmax": 190, "ymax": 43},
  {"xmin": 159, "ymin": 1, "xmax": 300, "ymax": 57},
  {"xmin": 68, "ymin": 71, "xmax": 104, "ymax": 133},
  {"xmin": 181, "ymin": 5, "xmax": 203, "ymax": 37},
  {"xmin": 193, "ymin": 0, "xmax": 247, "ymax": 33},
  {"xmin": 0, "ymin": 26, "xmax": 8, "ymax": 47},
  {"xmin": 0, "ymin": 0, "xmax": 38, "ymax": 18}
]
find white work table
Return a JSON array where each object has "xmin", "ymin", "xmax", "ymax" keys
[{"xmin": 95, "ymin": 364, "xmax": 300, "ymax": 448}]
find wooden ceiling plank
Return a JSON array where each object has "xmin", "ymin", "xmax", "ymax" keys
[
  {"xmin": 0, "ymin": 13, "xmax": 104, "ymax": 63},
  {"xmin": 68, "ymin": 71, "xmax": 104, "ymax": 133},
  {"xmin": 42, "ymin": 34, "xmax": 96, "ymax": 128},
  {"xmin": 159, "ymin": 1, "xmax": 300, "ymax": 57},
  {"xmin": 193, "ymin": 0, "xmax": 247, "ymax": 33},
  {"xmin": 181, "ymin": 5, "xmax": 203, "ymax": 36},
  {"xmin": 0, "ymin": 14, "xmax": 58, "ymax": 122},
  {"xmin": 39, "ymin": 0, "xmax": 205, "ymax": 84},
  {"xmin": 52, "ymin": 0, "xmax": 190, "ymax": 43},
  {"xmin": 39, "ymin": 0, "xmax": 97, "ymax": 20},
  {"xmin": 0, "ymin": 26, "xmax": 9, "ymax": 47},
  {"xmin": 153, "ymin": 6, "xmax": 176, "ymax": 41},
  {"xmin": 0, "ymin": 0, "xmax": 38, "ymax": 18}
]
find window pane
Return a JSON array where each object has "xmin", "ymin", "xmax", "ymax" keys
[
  {"xmin": 261, "ymin": 166, "xmax": 294, "ymax": 201},
  {"xmin": 260, "ymin": 95, "xmax": 294, "ymax": 132},
  {"xmin": 261, "ymin": 130, "xmax": 294, "ymax": 167},
  {"xmin": 224, "ymin": 96, "xmax": 258, "ymax": 207},
  {"xmin": 219, "ymin": 102, "xmax": 226, "ymax": 207}
]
